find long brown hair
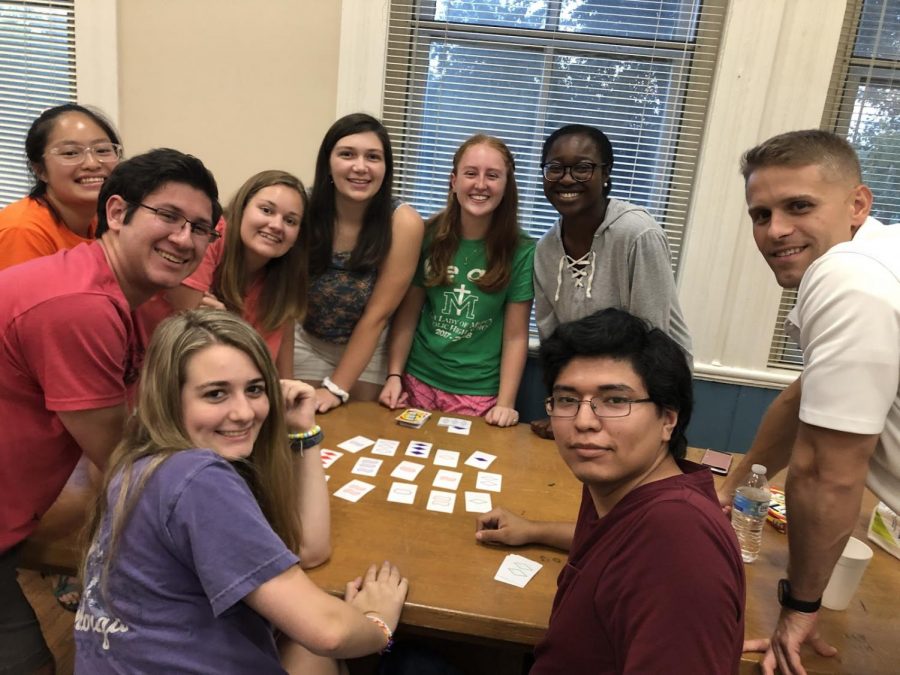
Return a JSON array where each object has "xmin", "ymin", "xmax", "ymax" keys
[
  {"xmin": 425, "ymin": 135, "xmax": 521, "ymax": 293},
  {"xmin": 81, "ymin": 310, "xmax": 301, "ymax": 596},
  {"xmin": 214, "ymin": 170, "xmax": 309, "ymax": 333}
]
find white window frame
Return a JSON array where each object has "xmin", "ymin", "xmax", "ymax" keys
[{"xmin": 336, "ymin": 0, "xmax": 848, "ymax": 390}]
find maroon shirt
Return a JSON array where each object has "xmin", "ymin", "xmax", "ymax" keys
[{"xmin": 532, "ymin": 461, "xmax": 745, "ymax": 674}]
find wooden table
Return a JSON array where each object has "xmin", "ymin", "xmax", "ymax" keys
[{"xmin": 20, "ymin": 402, "xmax": 899, "ymax": 673}]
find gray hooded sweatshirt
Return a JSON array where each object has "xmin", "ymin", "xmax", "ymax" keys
[{"xmin": 534, "ymin": 198, "xmax": 693, "ymax": 360}]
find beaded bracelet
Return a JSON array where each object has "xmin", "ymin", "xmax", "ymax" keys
[
  {"xmin": 287, "ymin": 425, "xmax": 324, "ymax": 455},
  {"xmin": 364, "ymin": 612, "xmax": 393, "ymax": 653}
]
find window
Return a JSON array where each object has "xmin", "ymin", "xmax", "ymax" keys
[
  {"xmin": 0, "ymin": 0, "xmax": 76, "ymax": 206},
  {"xmin": 382, "ymin": 0, "xmax": 726, "ymax": 273},
  {"xmin": 767, "ymin": 0, "xmax": 900, "ymax": 370}
]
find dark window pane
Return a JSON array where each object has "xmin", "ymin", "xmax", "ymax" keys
[
  {"xmin": 434, "ymin": 0, "xmax": 548, "ymax": 29},
  {"xmin": 559, "ymin": 0, "xmax": 700, "ymax": 42},
  {"xmin": 853, "ymin": 0, "xmax": 900, "ymax": 60}
]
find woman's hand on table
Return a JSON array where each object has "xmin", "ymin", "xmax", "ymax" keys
[
  {"xmin": 314, "ymin": 387, "xmax": 342, "ymax": 414},
  {"xmin": 280, "ymin": 379, "xmax": 317, "ymax": 432},
  {"xmin": 485, "ymin": 405, "xmax": 519, "ymax": 427},
  {"xmin": 344, "ymin": 561, "xmax": 409, "ymax": 632},
  {"xmin": 378, "ymin": 377, "xmax": 408, "ymax": 410}
]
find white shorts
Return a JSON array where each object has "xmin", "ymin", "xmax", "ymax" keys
[{"xmin": 293, "ymin": 326, "xmax": 388, "ymax": 385}]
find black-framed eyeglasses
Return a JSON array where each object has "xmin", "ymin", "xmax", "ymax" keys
[
  {"xmin": 46, "ymin": 142, "xmax": 123, "ymax": 165},
  {"xmin": 541, "ymin": 161, "xmax": 602, "ymax": 183},
  {"xmin": 132, "ymin": 203, "xmax": 219, "ymax": 241},
  {"xmin": 544, "ymin": 394, "xmax": 654, "ymax": 419}
]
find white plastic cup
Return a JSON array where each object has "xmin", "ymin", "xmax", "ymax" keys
[{"xmin": 821, "ymin": 536, "xmax": 874, "ymax": 611}]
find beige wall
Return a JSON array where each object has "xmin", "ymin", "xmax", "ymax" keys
[{"xmin": 116, "ymin": 0, "xmax": 342, "ymax": 202}]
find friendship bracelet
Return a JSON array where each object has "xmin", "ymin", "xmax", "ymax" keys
[
  {"xmin": 322, "ymin": 376, "xmax": 349, "ymax": 404},
  {"xmin": 364, "ymin": 612, "xmax": 393, "ymax": 653},
  {"xmin": 385, "ymin": 373, "xmax": 403, "ymax": 381}
]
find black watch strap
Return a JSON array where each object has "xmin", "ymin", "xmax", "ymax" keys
[{"xmin": 778, "ymin": 578, "xmax": 821, "ymax": 613}]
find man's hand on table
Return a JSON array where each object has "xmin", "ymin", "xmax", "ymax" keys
[
  {"xmin": 475, "ymin": 507, "xmax": 536, "ymax": 546},
  {"xmin": 743, "ymin": 608, "xmax": 837, "ymax": 675}
]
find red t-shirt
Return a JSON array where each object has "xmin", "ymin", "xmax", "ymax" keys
[
  {"xmin": 532, "ymin": 461, "xmax": 745, "ymax": 674},
  {"xmin": 0, "ymin": 196, "xmax": 95, "ymax": 271},
  {"xmin": 181, "ymin": 221, "xmax": 284, "ymax": 358},
  {"xmin": 0, "ymin": 243, "xmax": 140, "ymax": 551}
]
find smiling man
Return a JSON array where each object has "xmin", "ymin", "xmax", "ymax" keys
[
  {"xmin": 0, "ymin": 148, "xmax": 221, "ymax": 674},
  {"xmin": 526, "ymin": 308, "xmax": 744, "ymax": 674},
  {"xmin": 721, "ymin": 130, "xmax": 900, "ymax": 675}
]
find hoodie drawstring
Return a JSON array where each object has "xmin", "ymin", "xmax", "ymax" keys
[{"xmin": 554, "ymin": 250, "xmax": 596, "ymax": 301}]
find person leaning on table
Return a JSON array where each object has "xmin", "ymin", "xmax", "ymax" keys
[{"xmin": 719, "ymin": 129, "xmax": 900, "ymax": 675}]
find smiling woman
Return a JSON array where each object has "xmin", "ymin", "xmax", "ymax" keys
[
  {"xmin": 0, "ymin": 104, "xmax": 121, "ymax": 271},
  {"xmin": 166, "ymin": 170, "xmax": 310, "ymax": 377}
]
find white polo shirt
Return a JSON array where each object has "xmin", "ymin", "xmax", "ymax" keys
[{"xmin": 786, "ymin": 217, "xmax": 900, "ymax": 513}]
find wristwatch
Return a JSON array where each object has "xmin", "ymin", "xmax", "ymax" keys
[{"xmin": 777, "ymin": 578, "xmax": 821, "ymax": 613}]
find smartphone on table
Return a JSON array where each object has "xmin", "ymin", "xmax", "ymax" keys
[{"xmin": 700, "ymin": 448, "xmax": 733, "ymax": 476}]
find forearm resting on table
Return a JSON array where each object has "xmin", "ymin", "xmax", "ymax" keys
[{"xmin": 785, "ymin": 422, "xmax": 877, "ymax": 599}]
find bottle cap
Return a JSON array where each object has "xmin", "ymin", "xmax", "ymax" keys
[{"xmin": 751, "ymin": 464, "xmax": 767, "ymax": 475}]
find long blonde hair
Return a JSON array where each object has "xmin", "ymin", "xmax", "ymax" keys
[
  {"xmin": 214, "ymin": 170, "xmax": 309, "ymax": 333},
  {"xmin": 425, "ymin": 134, "xmax": 521, "ymax": 293},
  {"xmin": 81, "ymin": 310, "xmax": 301, "ymax": 592}
]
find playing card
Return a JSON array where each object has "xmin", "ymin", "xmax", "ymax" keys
[
  {"xmin": 319, "ymin": 448, "xmax": 343, "ymax": 469},
  {"xmin": 426, "ymin": 489, "xmax": 456, "ymax": 513},
  {"xmin": 391, "ymin": 460, "xmax": 425, "ymax": 481},
  {"xmin": 351, "ymin": 456, "xmax": 382, "ymax": 477},
  {"xmin": 386, "ymin": 482, "xmax": 418, "ymax": 505},
  {"xmin": 447, "ymin": 420, "xmax": 471, "ymax": 435},
  {"xmin": 433, "ymin": 449, "xmax": 459, "ymax": 468},
  {"xmin": 464, "ymin": 491, "xmax": 493, "ymax": 513},
  {"xmin": 432, "ymin": 469, "xmax": 462, "ymax": 491},
  {"xmin": 476, "ymin": 471, "xmax": 502, "ymax": 492},
  {"xmin": 333, "ymin": 479, "xmax": 375, "ymax": 503},
  {"xmin": 337, "ymin": 435, "xmax": 375, "ymax": 453},
  {"xmin": 464, "ymin": 450, "xmax": 496, "ymax": 470},
  {"xmin": 438, "ymin": 416, "xmax": 465, "ymax": 427},
  {"xmin": 494, "ymin": 554, "xmax": 543, "ymax": 588},
  {"xmin": 405, "ymin": 440, "xmax": 433, "ymax": 459},
  {"xmin": 371, "ymin": 439, "xmax": 400, "ymax": 456}
]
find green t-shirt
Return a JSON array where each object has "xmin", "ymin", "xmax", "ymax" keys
[{"xmin": 406, "ymin": 235, "xmax": 535, "ymax": 395}]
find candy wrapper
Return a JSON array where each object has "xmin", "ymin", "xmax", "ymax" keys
[{"xmin": 767, "ymin": 487, "xmax": 787, "ymax": 534}]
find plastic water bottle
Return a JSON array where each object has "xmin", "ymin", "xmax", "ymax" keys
[{"xmin": 731, "ymin": 464, "xmax": 771, "ymax": 563}]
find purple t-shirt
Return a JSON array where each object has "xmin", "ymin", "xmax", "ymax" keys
[{"xmin": 75, "ymin": 450, "xmax": 299, "ymax": 674}]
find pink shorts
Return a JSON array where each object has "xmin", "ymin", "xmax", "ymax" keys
[{"xmin": 402, "ymin": 373, "xmax": 497, "ymax": 417}]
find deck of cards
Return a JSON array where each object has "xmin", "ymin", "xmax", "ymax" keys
[{"xmin": 396, "ymin": 408, "xmax": 432, "ymax": 429}]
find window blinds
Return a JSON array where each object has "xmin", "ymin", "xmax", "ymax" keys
[
  {"xmin": 0, "ymin": 0, "xmax": 76, "ymax": 206},
  {"xmin": 382, "ymin": 0, "xmax": 727, "ymax": 275},
  {"xmin": 768, "ymin": 0, "xmax": 900, "ymax": 370}
]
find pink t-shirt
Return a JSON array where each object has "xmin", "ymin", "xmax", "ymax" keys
[
  {"xmin": 0, "ymin": 243, "xmax": 140, "ymax": 551},
  {"xmin": 181, "ymin": 221, "xmax": 284, "ymax": 358}
]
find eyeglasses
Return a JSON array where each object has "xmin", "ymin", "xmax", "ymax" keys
[
  {"xmin": 541, "ymin": 161, "xmax": 601, "ymax": 183},
  {"xmin": 544, "ymin": 394, "xmax": 654, "ymax": 419},
  {"xmin": 132, "ymin": 203, "xmax": 219, "ymax": 242},
  {"xmin": 46, "ymin": 142, "xmax": 123, "ymax": 165}
]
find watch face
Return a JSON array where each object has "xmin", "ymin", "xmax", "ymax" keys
[{"xmin": 778, "ymin": 578, "xmax": 788, "ymax": 604}]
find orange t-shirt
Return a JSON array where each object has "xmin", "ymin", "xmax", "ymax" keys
[{"xmin": 0, "ymin": 196, "xmax": 95, "ymax": 271}]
